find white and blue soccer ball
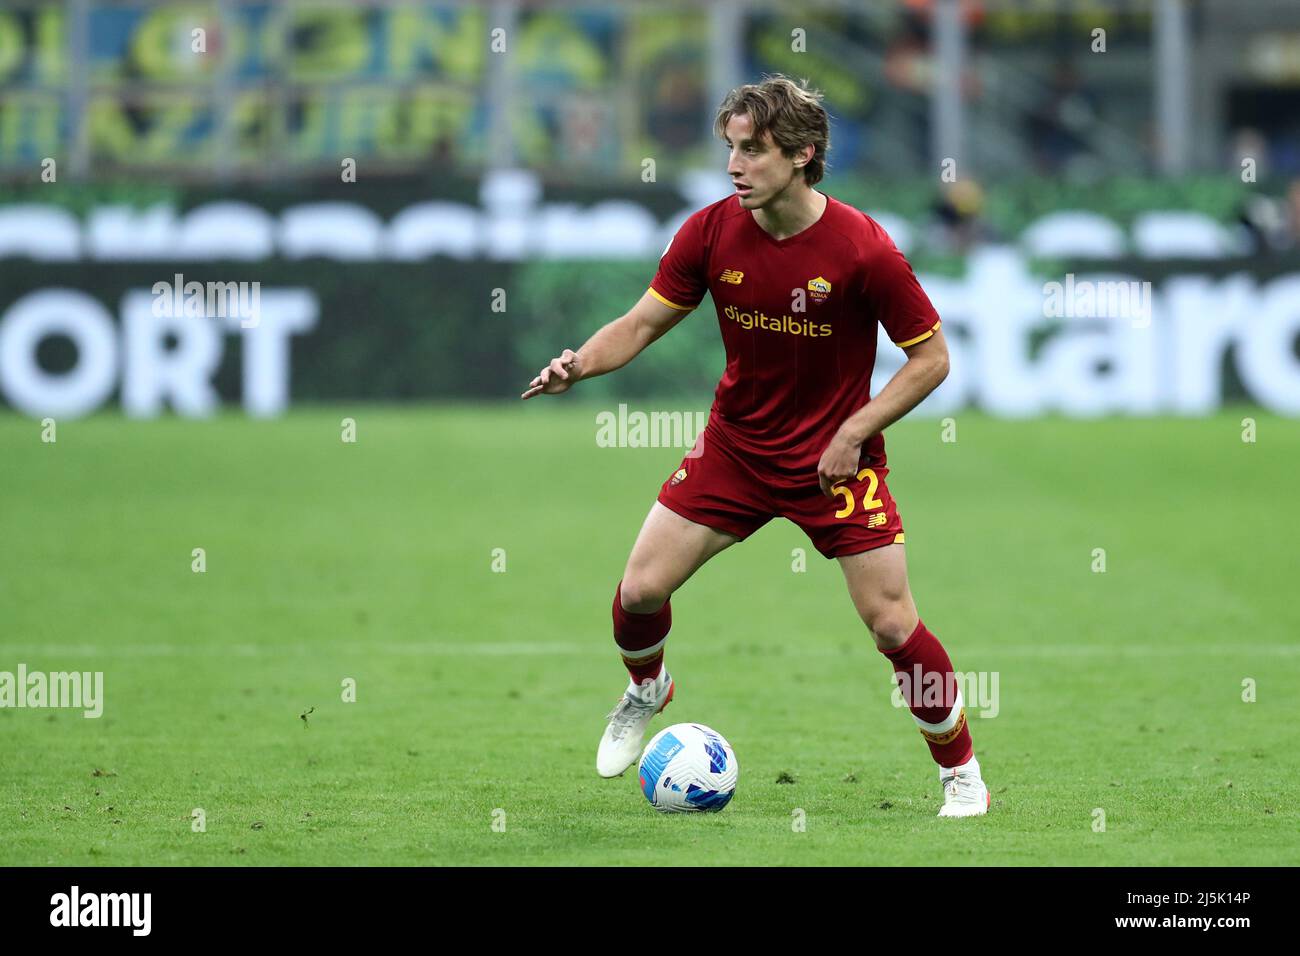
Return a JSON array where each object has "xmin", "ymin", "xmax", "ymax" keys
[{"xmin": 638, "ymin": 723, "xmax": 738, "ymax": 813}]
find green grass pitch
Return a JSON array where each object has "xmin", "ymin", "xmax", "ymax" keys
[{"xmin": 1, "ymin": 404, "xmax": 1297, "ymax": 866}]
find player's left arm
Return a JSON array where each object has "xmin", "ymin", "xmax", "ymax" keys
[{"xmin": 816, "ymin": 328, "xmax": 949, "ymax": 497}]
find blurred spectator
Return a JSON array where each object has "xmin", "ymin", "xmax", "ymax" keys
[
  {"xmin": 1024, "ymin": 63, "xmax": 1100, "ymax": 177},
  {"xmin": 646, "ymin": 67, "xmax": 707, "ymax": 152},
  {"xmin": 1229, "ymin": 127, "xmax": 1270, "ymax": 181},
  {"xmin": 926, "ymin": 178, "xmax": 998, "ymax": 254},
  {"xmin": 884, "ymin": 12, "xmax": 936, "ymax": 96},
  {"xmin": 1233, "ymin": 177, "xmax": 1300, "ymax": 255},
  {"xmin": 1236, "ymin": 194, "xmax": 1289, "ymax": 254}
]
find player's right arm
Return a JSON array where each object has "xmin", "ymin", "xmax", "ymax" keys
[
  {"xmin": 519, "ymin": 290, "xmax": 694, "ymax": 400},
  {"xmin": 522, "ymin": 209, "xmax": 708, "ymax": 399}
]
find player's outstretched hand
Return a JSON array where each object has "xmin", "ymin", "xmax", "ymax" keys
[{"xmin": 521, "ymin": 349, "xmax": 582, "ymax": 399}]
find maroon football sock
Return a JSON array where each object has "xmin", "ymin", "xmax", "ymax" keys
[
  {"xmin": 612, "ymin": 580, "xmax": 670, "ymax": 683},
  {"xmin": 881, "ymin": 619, "xmax": 973, "ymax": 768}
]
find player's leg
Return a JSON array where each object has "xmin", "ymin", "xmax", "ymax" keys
[
  {"xmin": 838, "ymin": 543, "xmax": 989, "ymax": 817},
  {"xmin": 596, "ymin": 502, "xmax": 741, "ymax": 777},
  {"xmin": 614, "ymin": 499, "xmax": 740, "ymax": 680},
  {"xmin": 597, "ymin": 424, "xmax": 775, "ymax": 778},
  {"xmin": 620, "ymin": 500, "xmax": 740, "ymax": 611}
]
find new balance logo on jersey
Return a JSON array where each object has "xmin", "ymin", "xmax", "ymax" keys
[{"xmin": 719, "ymin": 270, "xmax": 744, "ymax": 285}]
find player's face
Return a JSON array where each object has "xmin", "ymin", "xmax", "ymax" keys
[{"xmin": 723, "ymin": 113, "xmax": 806, "ymax": 208}]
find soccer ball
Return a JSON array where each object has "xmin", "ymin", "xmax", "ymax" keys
[{"xmin": 638, "ymin": 723, "xmax": 738, "ymax": 812}]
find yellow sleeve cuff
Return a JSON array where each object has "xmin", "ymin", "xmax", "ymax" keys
[
  {"xmin": 894, "ymin": 320, "xmax": 941, "ymax": 349},
  {"xmin": 894, "ymin": 323, "xmax": 946, "ymax": 348},
  {"xmin": 649, "ymin": 287, "xmax": 696, "ymax": 311}
]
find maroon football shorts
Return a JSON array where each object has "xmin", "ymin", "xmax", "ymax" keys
[{"xmin": 655, "ymin": 425, "xmax": 905, "ymax": 559}]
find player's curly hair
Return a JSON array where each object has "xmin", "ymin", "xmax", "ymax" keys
[{"xmin": 714, "ymin": 74, "xmax": 831, "ymax": 185}]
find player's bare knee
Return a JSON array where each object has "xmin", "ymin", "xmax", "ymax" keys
[
  {"xmin": 860, "ymin": 605, "xmax": 914, "ymax": 650},
  {"xmin": 618, "ymin": 576, "xmax": 670, "ymax": 614}
]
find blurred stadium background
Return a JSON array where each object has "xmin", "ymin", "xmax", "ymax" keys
[
  {"xmin": 1, "ymin": 0, "xmax": 1300, "ymax": 414},
  {"xmin": 3, "ymin": 1, "xmax": 1300, "ymax": 866}
]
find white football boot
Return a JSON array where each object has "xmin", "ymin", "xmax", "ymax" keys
[
  {"xmin": 596, "ymin": 671, "xmax": 675, "ymax": 778},
  {"xmin": 937, "ymin": 758, "xmax": 990, "ymax": 817}
]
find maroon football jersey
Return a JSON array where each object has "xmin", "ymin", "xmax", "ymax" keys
[{"xmin": 649, "ymin": 192, "xmax": 941, "ymax": 486}]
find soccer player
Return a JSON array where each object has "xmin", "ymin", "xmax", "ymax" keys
[{"xmin": 521, "ymin": 75, "xmax": 989, "ymax": 817}]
